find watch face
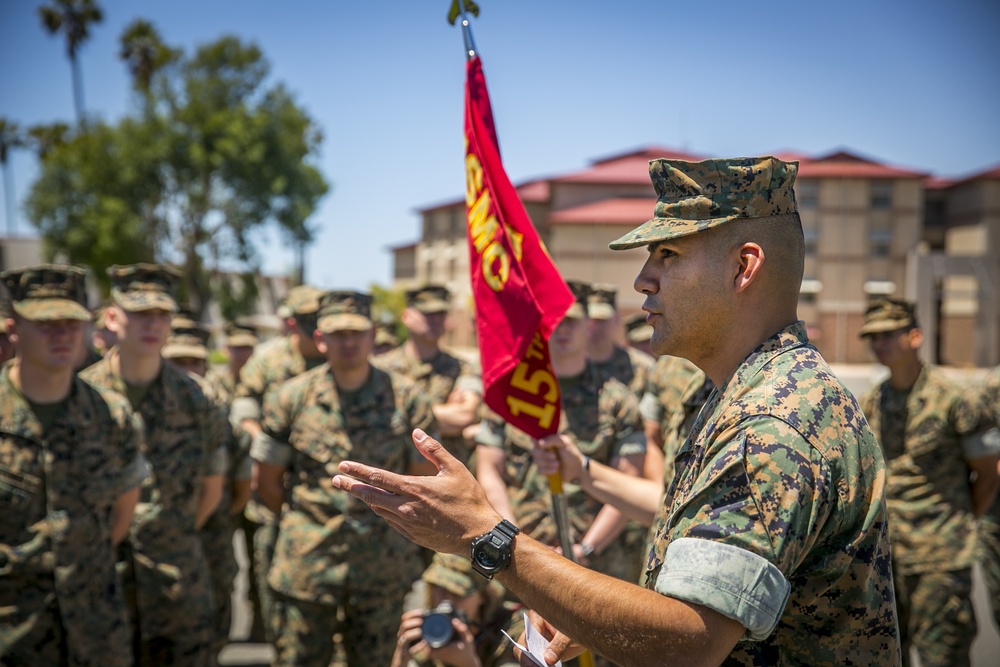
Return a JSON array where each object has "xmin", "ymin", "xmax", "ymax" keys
[{"xmin": 475, "ymin": 541, "xmax": 503, "ymax": 568}]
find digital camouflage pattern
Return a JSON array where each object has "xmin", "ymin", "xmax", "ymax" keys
[
  {"xmin": 374, "ymin": 346, "xmax": 483, "ymax": 465},
  {"xmin": 590, "ymin": 344, "xmax": 653, "ymax": 401},
  {"xmin": 645, "ymin": 322, "xmax": 900, "ymax": 665},
  {"xmin": 979, "ymin": 365, "xmax": 1000, "ymax": 629},
  {"xmin": 81, "ymin": 349, "xmax": 228, "ymax": 664},
  {"xmin": 476, "ymin": 361, "xmax": 645, "ymax": 581},
  {"xmin": 1, "ymin": 264, "xmax": 91, "ymax": 321},
  {"xmin": 107, "ymin": 264, "xmax": 181, "ymax": 313},
  {"xmin": 859, "ymin": 365, "xmax": 988, "ymax": 574},
  {"xmin": 894, "ymin": 569, "xmax": 976, "ymax": 667},
  {"xmin": 254, "ymin": 362, "xmax": 436, "ymax": 666},
  {"xmin": 641, "ymin": 354, "xmax": 710, "ymax": 486},
  {"xmin": 406, "ymin": 284, "xmax": 452, "ymax": 313},
  {"xmin": 858, "ymin": 297, "xmax": 918, "ymax": 337},
  {"xmin": 0, "ymin": 368, "xmax": 145, "ymax": 667},
  {"xmin": 609, "ymin": 157, "xmax": 800, "ymax": 250},
  {"xmin": 316, "ymin": 289, "xmax": 373, "ymax": 333}
]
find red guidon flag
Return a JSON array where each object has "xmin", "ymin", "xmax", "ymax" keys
[{"xmin": 463, "ymin": 55, "xmax": 573, "ymax": 439}]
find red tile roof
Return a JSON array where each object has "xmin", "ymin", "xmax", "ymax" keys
[
  {"xmin": 548, "ymin": 197, "xmax": 656, "ymax": 225},
  {"xmin": 795, "ymin": 149, "xmax": 927, "ymax": 179},
  {"xmin": 553, "ymin": 146, "xmax": 705, "ymax": 185}
]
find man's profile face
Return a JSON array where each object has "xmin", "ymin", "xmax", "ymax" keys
[
  {"xmin": 318, "ymin": 328, "xmax": 374, "ymax": 372},
  {"xmin": 867, "ymin": 327, "xmax": 920, "ymax": 368},
  {"xmin": 633, "ymin": 231, "xmax": 730, "ymax": 361},
  {"xmin": 10, "ymin": 317, "xmax": 85, "ymax": 372}
]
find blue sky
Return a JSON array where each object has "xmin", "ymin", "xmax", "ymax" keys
[{"xmin": 2, "ymin": 0, "xmax": 998, "ymax": 289}]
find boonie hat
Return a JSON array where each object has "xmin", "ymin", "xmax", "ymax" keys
[
  {"xmin": 564, "ymin": 279, "xmax": 591, "ymax": 320},
  {"xmin": 609, "ymin": 156, "xmax": 799, "ymax": 250},
  {"xmin": 624, "ymin": 312, "xmax": 653, "ymax": 343},
  {"xmin": 859, "ymin": 297, "xmax": 918, "ymax": 337},
  {"xmin": 1, "ymin": 264, "xmax": 91, "ymax": 322},
  {"xmin": 317, "ymin": 290, "xmax": 373, "ymax": 333},
  {"xmin": 587, "ymin": 283, "xmax": 618, "ymax": 320},
  {"xmin": 406, "ymin": 285, "xmax": 451, "ymax": 314},
  {"xmin": 108, "ymin": 263, "xmax": 181, "ymax": 313}
]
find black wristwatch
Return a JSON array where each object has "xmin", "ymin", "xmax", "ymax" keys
[{"xmin": 470, "ymin": 519, "xmax": 520, "ymax": 579}]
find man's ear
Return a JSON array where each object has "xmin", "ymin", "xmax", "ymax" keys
[
  {"xmin": 313, "ymin": 328, "xmax": 328, "ymax": 354},
  {"xmin": 734, "ymin": 242, "xmax": 765, "ymax": 292},
  {"xmin": 908, "ymin": 327, "xmax": 924, "ymax": 349},
  {"xmin": 5, "ymin": 318, "xmax": 17, "ymax": 345}
]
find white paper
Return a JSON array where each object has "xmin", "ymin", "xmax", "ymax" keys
[{"xmin": 500, "ymin": 611, "xmax": 562, "ymax": 667}]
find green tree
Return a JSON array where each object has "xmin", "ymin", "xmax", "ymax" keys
[
  {"xmin": 27, "ymin": 32, "xmax": 329, "ymax": 317},
  {"xmin": 118, "ymin": 19, "xmax": 179, "ymax": 96},
  {"xmin": 27, "ymin": 122, "xmax": 71, "ymax": 160},
  {"xmin": 38, "ymin": 0, "xmax": 104, "ymax": 125},
  {"xmin": 0, "ymin": 119, "xmax": 28, "ymax": 235}
]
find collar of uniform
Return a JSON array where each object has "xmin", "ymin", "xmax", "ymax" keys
[{"xmin": 718, "ymin": 321, "xmax": 811, "ymax": 400}]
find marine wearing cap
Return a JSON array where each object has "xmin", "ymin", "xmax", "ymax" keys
[
  {"xmin": 858, "ymin": 297, "xmax": 917, "ymax": 337},
  {"xmin": 317, "ymin": 290, "xmax": 373, "ymax": 333},
  {"xmin": 107, "ymin": 263, "xmax": 181, "ymax": 312},
  {"xmin": 587, "ymin": 283, "xmax": 618, "ymax": 321},
  {"xmin": 624, "ymin": 312, "xmax": 653, "ymax": 343},
  {"xmin": 406, "ymin": 285, "xmax": 451, "ymax": 314},
  {"xmin": 2, "ymin": 264, "xmax": 91, "ymax": 321},
  {"xmin": 564, "ymin": 280, "xmax": 591, "ymax": 319},
  {"xmin": 224, "ymin": 321, "xmax": 259, "ymax": 348},
  {"xmin": 163, "ymin": 313, "xmax": 211, "ymax": 360},
  {"xmin": 609, "ymin": 156, "xmax": 799, "ymax": 250}
]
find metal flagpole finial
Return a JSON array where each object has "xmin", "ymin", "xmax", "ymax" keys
[
  {"xmin": 461, "ymin": 17, "xmax": 478, "ymax": 59},
  {"xmin": 447, "ymin": 0, "xmax": 480, "ymax": 59}
]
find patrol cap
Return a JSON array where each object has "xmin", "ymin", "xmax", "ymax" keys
[
  {"xmin": 108, "ymin": 263, "xmax": 181, "ymax": 313},
  {"xmin": 624, "ymin": 312, "xmax": 653, "ymax": 343},
  {"xmin": 224, "ymin": 321, "xmax": 259, "ymax": 348},
  {"xmin": 609, "ymin": 156, "xmax": 800, "ymax": 250},
  {"xmin": 406, "ymin": 284, "xmax": 451, "ymax": 314},
  {"xmin": 374, "ymin": 321, "xmax": 399, "ymax": 347},
  {"xmin": 317, "ymin": 290, "xmax": 373, "ymax": 333},
  {"xmin": 564, "ymin": 279, "xmax": 591, "ymax": 320},
  {"xmin": 422, "ymin": 553, "xmax": 489, "ymax": 597},
  {"xmin": 1, "ymin": 264, "xmax": 91, "ymax": 322},
  {"xmin": 587, "ymin": 283, "xmax": 618, "ymax": 320},
  {"xmin": 281, "ymin": 284, "xmax": 324, "ymax": 317},
  {"xmin": 162, "ymin": 313, "xmax": 210, "ymax": 360},
  {"xmin": 859, "ymin": 297, "xmax": 918, "ymax": 337}
]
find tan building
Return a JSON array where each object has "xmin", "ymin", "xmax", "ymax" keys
[{"xmin": 395, "ymin": 147, "xmax": 999, "ymax": 365}]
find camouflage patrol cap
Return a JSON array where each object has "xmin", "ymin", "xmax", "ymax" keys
[
  {"xmin": 1, "ymin": 264, "xmax": 91, "ymax": 322},
  {"xmin": 859, "ymin": 297, "xmax": 918, "ymax": 337},
  {"xmin": 162, "ymin": 313, "xmax": 210, "ymax": 360},
  {"xmin": 374, "ymin": 321, "xmax": 399, "ymax": 347},
  {"xmin": 317, "ymin": 290, "xmax": 373, "ymax": 333},
  {"xmin": 224, "ymin": 321, "xmax": 259, "ymax": 348},
  {"xmin": 406, "ymin": 284, "xmax": 452, "ymax": 314},
  {"xmin": 108, "ymin": 263, "xmax": 181, "ymax": 313},
  {"xmin": 609, "ymin": 156, "xmax": 800, "ymax": 250},
  {"xmin": 587, "ymin": 283, "xmax": 618, "ymax": 320},
  {"xmin": 564, "ymin": 279, "xmax": 591, "ymax": 320},
  {"xmin": 422, "ymin": 553, "xmax": 489, "ymax": 597},
  {"xmin": 624, "ymin": 312, "xmax": 653, "ymax": 343},
  {"xmin": 281, "ymin": 284, "xmax": 324, "ymax": 317}
]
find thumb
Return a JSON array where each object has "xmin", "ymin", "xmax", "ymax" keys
[{"xmin": 411, "ymin": 428, "xmax": 459, "ymax": 473}]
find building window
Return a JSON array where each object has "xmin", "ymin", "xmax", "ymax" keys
[
  {"xmin": 799, "ymin": 278, "xmax": 822, "ymax": 305},
  {"xmin": 803, "ymin": 229, "xmax": 818, "ymax": 255},
  {"xmin": 870, "ymin": 229, "xmax": 892, "ymax": 257},
  {"xmin": 863, "ymin": 279, "xmax": 896, "ymax": 296},
  {"xmin": 797, "ymin": 181, "xmax": 819, "ymax": 209},
  {"xmin": 870, "ymin": 182, "xmax": 892, "ymax": 210}
]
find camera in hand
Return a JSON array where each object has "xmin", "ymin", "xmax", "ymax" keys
[{"xmin": 421, "ymin": 600, "xmax": 468, "ymax": 649}]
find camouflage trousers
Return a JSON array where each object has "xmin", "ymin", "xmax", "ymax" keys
[
  {"xmin": 894, "ymin": 566, "xmax": 976, "ymax": 667},
  {"xmin": 252, "ymin": 518, "xmax": 279, "ymax": 644},
  {"xmin": 981, "ymin": 514, "xmax": 1000, "ymax": 629},
  {"xmin": 200, "ymin": 515, "xmax": 238, "ymax": 663},
  {"xmin": 270, "ymin": 582, "xmax": 412, "ymax": 667}
]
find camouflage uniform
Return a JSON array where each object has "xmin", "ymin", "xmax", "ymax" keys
[
  {"xmin": 611, "ymin": 158, "xmax": 899, "ymax": 664},
  {"xmin": 252, "ymin": 360, "xmax": 436, "ymax": 666},
  {"xmin": 231, "ymin": 287, "xmax": 324, "ymax": 642},
  {"xmin": 476, "ymin": 361, "xmax": 645, "ymax": 582},
  {"xmin": 81, "ymin": 264, "xmax": 228, "ymax": 666},
  {"xmin": 860, "ymin": 364, "xmax": 994, "ymax": 667},
  {"xmin": 0, "ymin": 264, "xmax": 147, "ymax": 667},
  {"xmin": 248, "ymin": 289, "xmax": 436, "ymax": 665},
  {"xmin": 645, "ymin": 322, "xmax": 899, "ymax": 665},
  {"xmin": 374, "ymin": 346, "xmax": 482, "ymax": 465},
  {"xmin": 979, "ymin": 365, "xmax": 1000, "ymax": 629},
  {"xmin": 591, "ymin": 345, "xmax": 652, "ymax": 401}
]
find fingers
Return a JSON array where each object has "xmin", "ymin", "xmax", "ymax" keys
[
  {"xmin": 335, "ymin": 459, "xmax": 409, "ymax": 496},
  {"xmin": 410, "ymin": 428, "xmax": 460, "ymax": 473},
  {"xmin": 543, "ymin": 629, "xmax": 577, "ymax": 665}
]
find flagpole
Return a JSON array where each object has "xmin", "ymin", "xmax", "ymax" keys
[{"xmin": 459, "ymin": 11, "xmax": 478, "ymax": 59}]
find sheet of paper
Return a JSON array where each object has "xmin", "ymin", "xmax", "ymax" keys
[{"xmin": 501, "ymin": 611, "xmax": 562, "ymax": 667}]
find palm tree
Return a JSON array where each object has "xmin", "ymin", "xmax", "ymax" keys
[
  {"xmin": 119, "ymin": 19, "xmax": 178, "ymax": 95},
  {"xmin": 27, "ymin": 122, "xmax": 71, "ymax": 160},
  {"xmin": 0, "ymin": 119, "xmax": 28, "ymax": 236},
  {"xmin": 38, "ymin": 0, "xmax": 104, "ymax": 125}
]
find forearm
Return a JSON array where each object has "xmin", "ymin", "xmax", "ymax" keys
[
  {"xmin": 580, "ymin": 504, "xmax": 630, "ymax": 555},
  {"xmin": 195, "ymin": 475, "xmax": 224, "ymax": 528},
  {"xmin": 253, "ymin": 462, "xmax": 286, "ymax": 515},
  {"xmin": 972, "ymin": 473, "xmax": 999, "ymax": 518},
  {"xmin": 111, "ymin": 487, "xmax": 139, "ymax": 546},
  {"xmin": 230, "ymin": 478, "xmax": 252, "ymax": 515},
  {"xmin": 498, "ymin": 535, "xmax": 742, "ymax": 666},
  {"xmin": 432, "ymin": 394, "xmax": 480, "ymax": 436},
  {"xmin": 582, "ymin": 460, "xmax": 663, "ymax": 526}
]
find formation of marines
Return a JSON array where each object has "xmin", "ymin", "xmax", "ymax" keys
[{"xmin": 1, "ymin": 157, "xmax": 998, "ymax": 667}]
